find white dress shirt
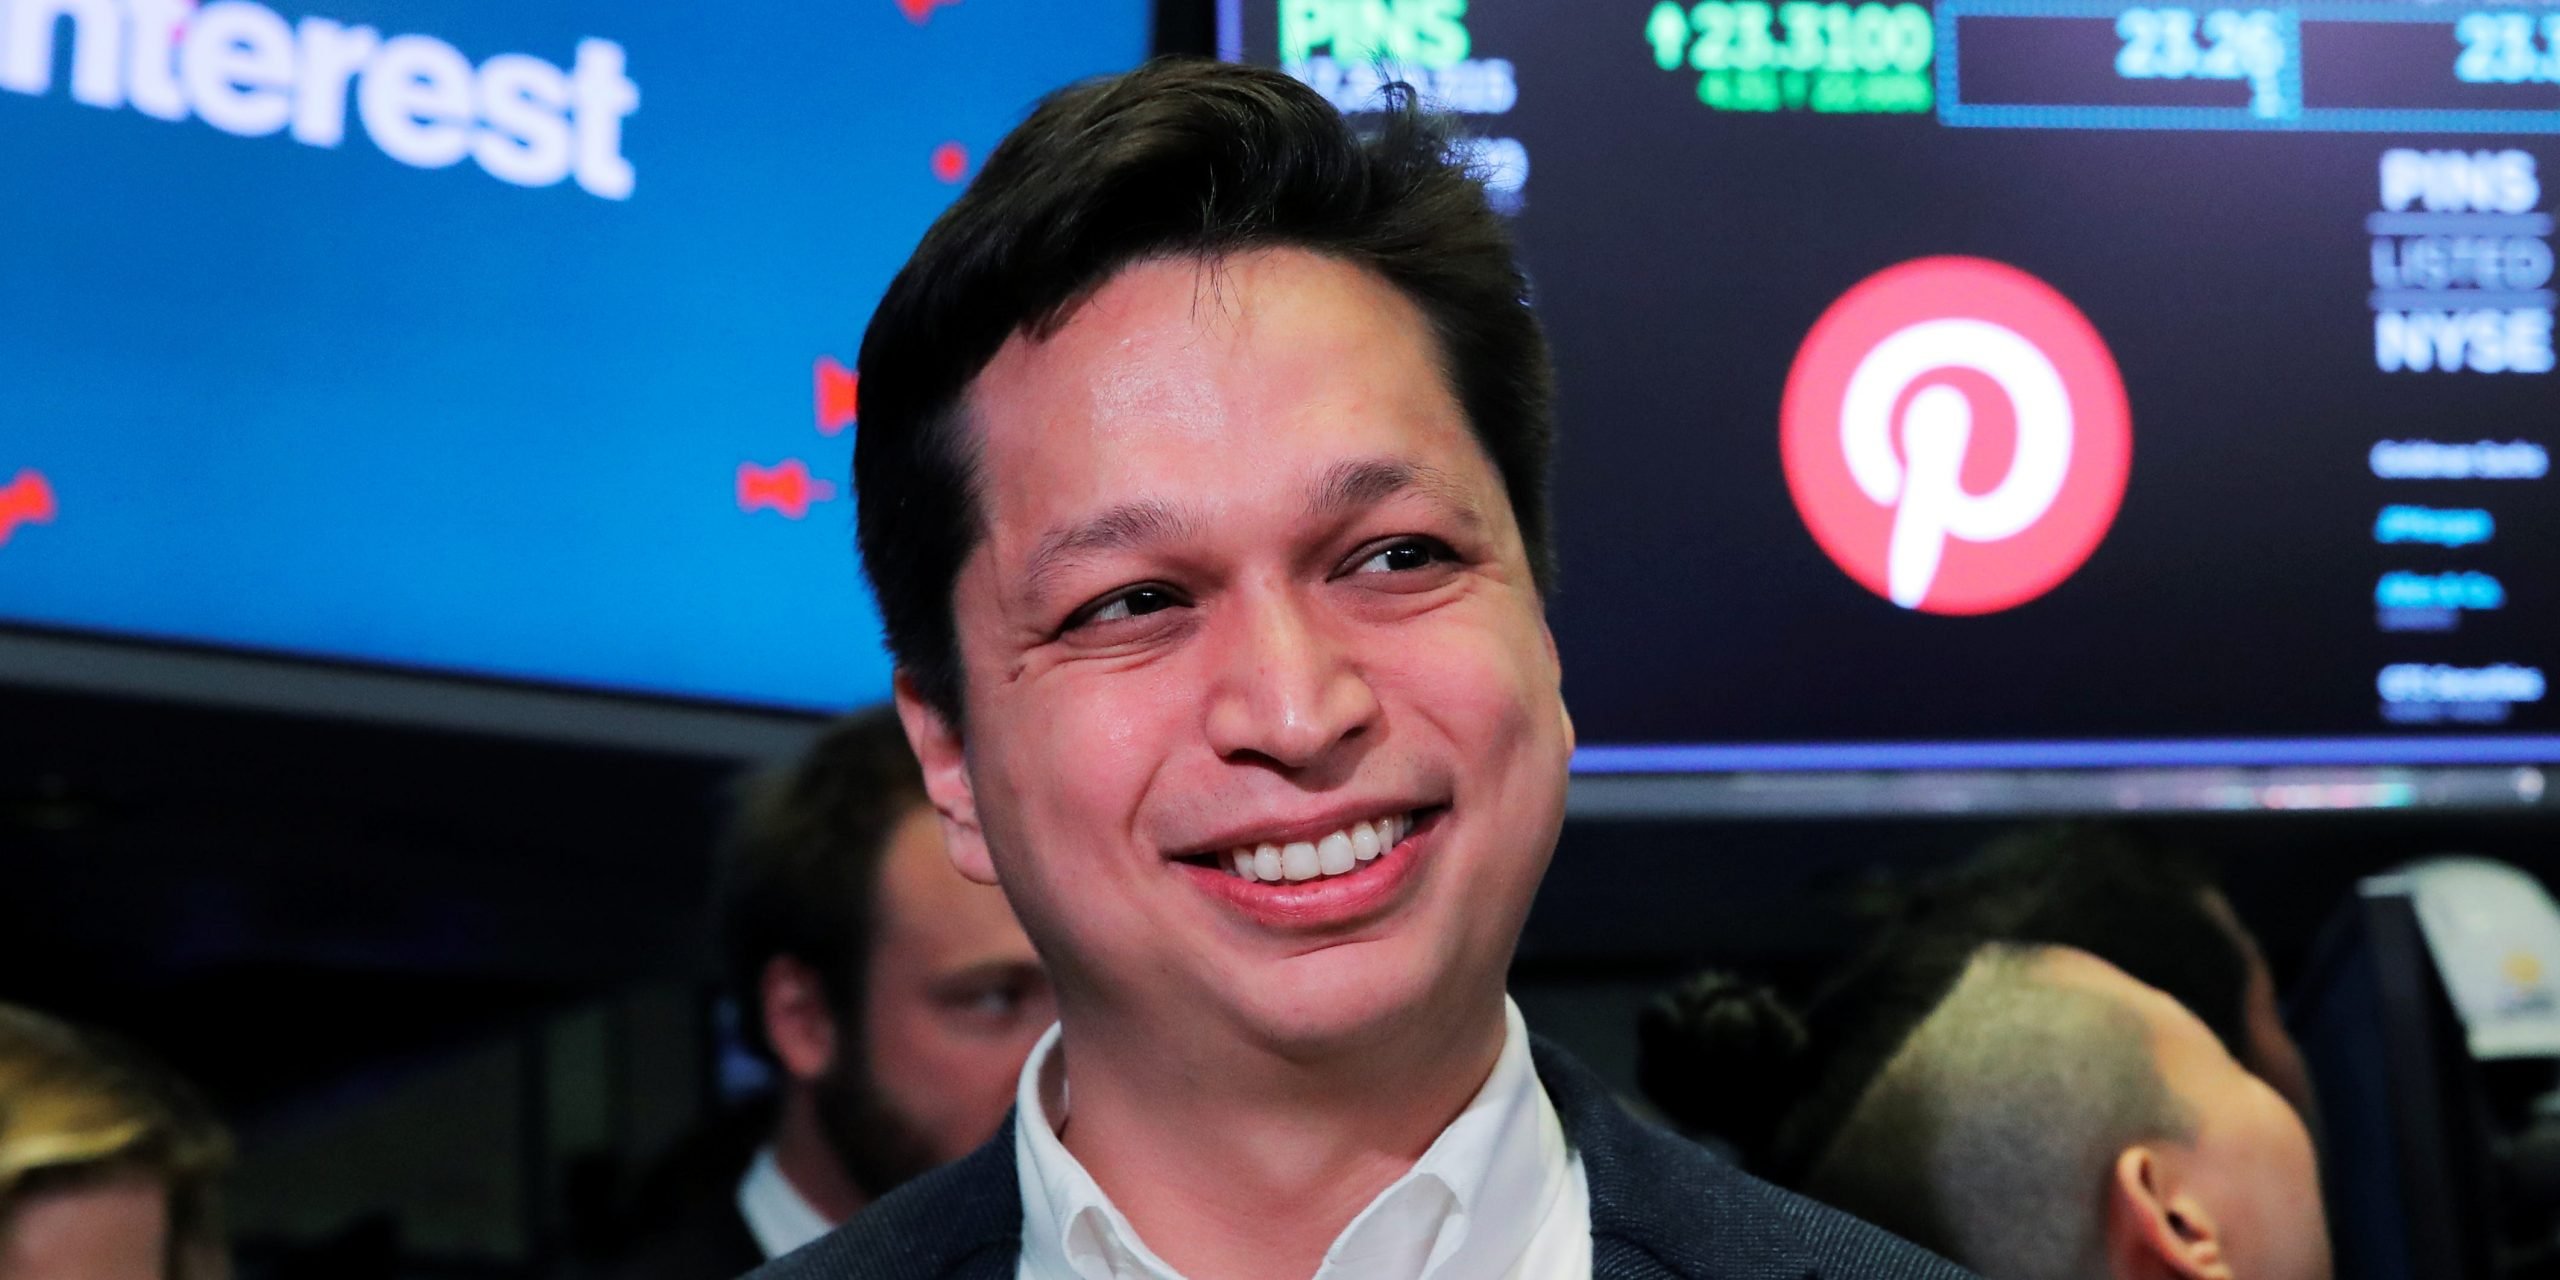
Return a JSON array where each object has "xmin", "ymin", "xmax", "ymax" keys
[
  {"xmin": 1013, "ymin": 998, "xmax": 1591, "ymax": 1280},
  {"xmin": 737, "ymin": 1143, "xmax": 837, "ymax": 1261}
]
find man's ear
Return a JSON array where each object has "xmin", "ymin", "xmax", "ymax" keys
[
  {"xmin": 893, "ymin": 670, "xmax": 996, "ymax": 887},
  {"xmin": 2108, "ymin": 1145, "xmax": 2233, "ymax": 1280},
  {"xmin": 759, "ymin": 955, "xmax": 839, "ymax": 1086}
]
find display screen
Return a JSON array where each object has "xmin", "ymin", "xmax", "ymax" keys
[
  {"xmin": 1231, "ymin": 0, "xmax": 2560, "ymax": 770},
  {"xmin": 0, "ymin": 0, "xmax": 1147, "ymax": 710}
]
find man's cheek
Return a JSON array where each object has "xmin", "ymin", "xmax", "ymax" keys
[{"xmin": 1392, "ymin": 638, "xmax": 1544, "ymax": 736}]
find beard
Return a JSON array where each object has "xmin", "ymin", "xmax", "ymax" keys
[{"xmin": 809, "ymin": 1050, "xmax": 943, "ymax": 1201}]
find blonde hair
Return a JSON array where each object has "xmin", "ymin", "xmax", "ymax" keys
[{"xmin": 0, "ymin": 1004, "xmax": 233, "ymax": 1279}]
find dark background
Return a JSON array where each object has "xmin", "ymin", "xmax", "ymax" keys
[{"xmin": 12, "ymin": 675, "xmax": 2560, "ymax": 1273}]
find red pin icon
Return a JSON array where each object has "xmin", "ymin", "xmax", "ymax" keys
[
  {"xmin": 815, "ymin": 356, "xmax": 859, "ymax": 435},
  {"xmin": 0, "ymin": 469, "xmax": 56, "ymax": 546},
  {"xmin": 737, "ymin": 460, "xmax": 834, "ymax": 519}
]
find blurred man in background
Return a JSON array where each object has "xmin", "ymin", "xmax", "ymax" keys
[
  {"xmin": 1643, "ymin": 824, "xmax": 2320, "ymax": 1157},
  {"xmin": 1801, "ymin": 941, "xmax": 2329, "ymax": 1280},
  {"xmin": 1889, "ymin": 824, "xmax": 2319, "ymax": 1127},
  {"xmin": 1642, "ymin": 822, "xmax": 2333, "ymax": 1279},
  {"xmin": 0, "ymin": 1002, "xmax": 233, "ymax": 1280},
  {"xmin": 605, "ymin": 708, "xmax": 1052, "ymax": 1278}
]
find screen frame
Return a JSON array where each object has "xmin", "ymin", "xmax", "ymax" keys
[{"xmin": 0, "ymin": 623, "xmax": 824, "ymax": 760}]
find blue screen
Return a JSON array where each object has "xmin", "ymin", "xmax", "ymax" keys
[{"xmin": 0, "ymin": 0, "xmax": 1148, "ymax": 710}]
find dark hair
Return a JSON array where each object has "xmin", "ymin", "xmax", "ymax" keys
[
  {"xmin": 1638, "ymin": 936, "xmax": 1982, "ymax": 1181},
  {"xmin": 1638, "ymin": 823, "xmax": 2257, "ymax": 1179},
  {"xmin": 1637, "ymin": 972, "xmax": 1809, "ymax": 1160},
  {"xmin": 715, "ymin": 706, "xmax": 930, "ymax": 1063},
  {"xmin": 853, "ymin": 58, "xmax": 1555, "ymax": 722},
  {"xmin": 1899, "ymin": 823, "xmax": 2254, "ymax": 1062}
]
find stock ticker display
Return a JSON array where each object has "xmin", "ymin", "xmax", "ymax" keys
[
  {"xmin": 1242, "ymin": 0, "xmax": 2559, "ymax": 769},
  {"xmin": 0, "ymin": 0, "xmax": 1146, "ymax": 710}
]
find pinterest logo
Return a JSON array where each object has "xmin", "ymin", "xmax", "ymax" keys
[{"xmin": 1782, "ymin": 257, "xmax": 2131, "ymax": 614}]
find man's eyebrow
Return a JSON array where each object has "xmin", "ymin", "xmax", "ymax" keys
[
  {"xmin": 1308, "ymin": 458, "xmax": 1483, "ymax": 528},
  {"xmin": 930, "ymin": 957, "xmax": 1044, "ymax": 994},
  {"xmin": 1021, "ymin": 498, "xmax": 1200, "ymax": 606}
]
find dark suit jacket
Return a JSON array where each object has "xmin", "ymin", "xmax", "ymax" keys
[
  {"xmin": 585, "ymin": 1096, "xmax": 773, "ymax": 1280},
  {"xmin": 744, "ymin": 1039, "xmax": 1974, "ymax": 1280},
  {"xmin": 605, "ymin": 1193, "xmax": 764, "ymax": 1280}
]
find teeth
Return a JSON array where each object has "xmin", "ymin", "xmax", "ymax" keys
[
  {"xmin": 1351, "ymin": 822, "xmax": 1381, "ymax": 862},
  {"xmin": 1220, "ymin": 813, "xmax": 1417, "ymax": 883},
  {"xmin": 1280, "ymin": 841, "xmax": 1319, "ymax": 881},
  {"xmin": 1317, "ymin": 832, "xmax": 1355, "ymax": 875}
]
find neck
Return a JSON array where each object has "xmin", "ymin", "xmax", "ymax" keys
[
  {"xmin": 1053, "ymin": 986, "xmax": 1512, "ymax": 1280},
  {"xmin": 771, "ymin": 1086, "xmax": 869, "ymax": 1226}
]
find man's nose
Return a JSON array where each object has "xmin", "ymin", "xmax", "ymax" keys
[{"xmin": 1202, "ymin": 586, "xmax": 1381, "ymax": 773}]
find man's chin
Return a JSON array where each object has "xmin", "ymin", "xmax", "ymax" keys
[{"xmin": 1217, "ymin": 939, "xmax": 1486, "ymax": 1058}]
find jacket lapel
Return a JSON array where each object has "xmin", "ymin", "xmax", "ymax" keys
[{"xmin": 1535, "ymin": 1038, "xmax": 1817, "ymax": 1280}]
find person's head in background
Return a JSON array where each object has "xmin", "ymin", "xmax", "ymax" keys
[
  {"xmin": 1825, "ymin": 943, "xmax": 2327, "ymax": 1280},
  {"xmin": 1896, "ymin": 823, "xmax": 2318, "ymax": 1127},
  {"xmin": 1648, "ymin": 942, "xmax": 2328, "ymax": 1280},
  {"xmin": 0, "ymin": 1003, "xmax": 231, "ymax": 1280},
  {"xmin": 718, "ymin": 705, "xmax": 1053, "ymax": 1225}
]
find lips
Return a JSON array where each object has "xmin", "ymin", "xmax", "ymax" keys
[{"xmin": 1172, "ymin": 807, "xmax": 1441, "ymax": 931}]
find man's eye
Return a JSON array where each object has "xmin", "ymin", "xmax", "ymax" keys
[
  {"xmin": 964, "ymin": 987, "xmax": 1021, "ymax": 1019},
  {"xmin": 1352, "ymin": 539, "xmax": 1451, "ymax": 575},
  {"xmin": 1076, "ymin": 586, "xmax": 1181, "ymax": 628}
]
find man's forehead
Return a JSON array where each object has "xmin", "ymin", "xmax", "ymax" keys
[
  {"xmin": 965, "ymin": 249, "xmax": 1447, "ymax": 453},
  {"xmin": 877, "ymin": 807, "xmax": 1024, "ymax": 943},
  {"xmin": 956, "ymin": 249, "xmax": 1487, "ymax": 553}
]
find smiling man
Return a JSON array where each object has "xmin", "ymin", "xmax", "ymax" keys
[{"xmin": 749, "ymin": 60, "xmax": 1974, "ymax": 1280}]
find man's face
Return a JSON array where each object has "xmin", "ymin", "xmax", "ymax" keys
[
  {"xmin": 0, "ymin": 1173, "xmax": 169, "ymax": 1280},
  {"xmin": 2047, "ymin": 951, "xmax": 2331, "ymax": 1280},
  {"xmin": 839, "ymin": 806, "xmax": 1051, "ymax": 1187},
  {"xmin": 919, "ymin": 247, "xmax": 1571, "ymax": 1057}
]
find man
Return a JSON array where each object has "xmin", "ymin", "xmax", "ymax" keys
[
  {"xmin": 1790, "ymin": 942, "xmax": 2330, "ymax": 1280},
  {"xmin": 610, "ymin": 709, "xmax": 1052, "ymax": 1277},
  {"xmin": 0, "ymin": 1003, "xmax": 233, "ymax": 1280},
  {"xmin": 1888, "ymin": 824, "xmax": 2320, "ymax": 1126},
  {"xmin": 755, "ymin": 60, "xmax": 1971, "ymax": 1280}
]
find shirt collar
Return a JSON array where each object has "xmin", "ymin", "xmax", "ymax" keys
[
  {"xmin": 736, "ymin": 1143, "xmax": 837, "ymax": 1261},
  {"xmin": 1012, "ymin": 998, "xmax": 1574, "ymax": 1280}
]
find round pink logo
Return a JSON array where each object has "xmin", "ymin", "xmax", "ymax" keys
[{"xmin": 1781, "ymin": 257, "xmax": 2132, "ymax": 615}]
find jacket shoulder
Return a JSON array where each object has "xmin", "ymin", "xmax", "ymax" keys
[
  {"xmin": 1531, "ymin": 1039, "xmax": 1976, "ymax": 1280},
  {"xmin": 742, "ymin": 1120, "xmax": 1023, "ymax": 1280},
  {"xmin": 1600, "ymin": 1140, "xmax": 1977, "ymax": 1280},
  {"xmin": 600, "ymin": 1197, "xmax": 761, "ymax": 1280}
]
